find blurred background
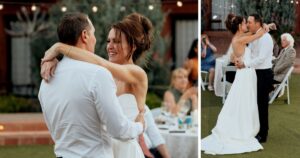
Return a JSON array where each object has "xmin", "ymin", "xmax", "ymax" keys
[
  {"xmin": 201, "ymin": 0, "xmax": 300, "ymax": 66},
  {"xmin": 0, "ymin": 0, "xmax": 198, "ymax": 111}
]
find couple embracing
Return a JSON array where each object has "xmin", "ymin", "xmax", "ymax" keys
[
  {"xmin": 39, "ymin": 12, "xmax": 159, "ymax": 158},
  {"xmin": 202, "ymin": 13, "xmax": 274, "ymax": 155}
]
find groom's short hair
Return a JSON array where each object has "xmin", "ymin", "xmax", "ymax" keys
[
  {"xmin": 249, "ymin": 14, "xmax": 263, "ymax": 26},
  {"xmin": 57, "ymin": 12, "xmax": 91, "ymax": 46}
]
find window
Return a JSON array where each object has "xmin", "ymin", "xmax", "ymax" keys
[{"xmin": 211, "ymin": 0, "xmax": 237, "ymax": 30}]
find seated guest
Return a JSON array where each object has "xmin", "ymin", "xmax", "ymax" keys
[
  {"xmin": 184, "ymin": 38, "xmax": 198, "ymax": 87},
  {"xmin": 144, "ymin": 106, "xmax": 170, "ymax": 158},
  {"xmin": 272, "ymin": 33, "xmax": 296, "ymax": 84},
  {"xmin": 163, "ymin": 68, "xmax": 198, "ymax": 116},
  {"xmin": 201, "ymin": 33, "xmax": 217, "ymax": 91}
]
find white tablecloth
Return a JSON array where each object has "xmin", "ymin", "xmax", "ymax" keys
[
  {"xmin": 214, "ymin": 57, "xmax": 227, "ymax": 97},
  {"xmin": 159, "ymin": 127, "xmax": 198, "ymax": 158}
]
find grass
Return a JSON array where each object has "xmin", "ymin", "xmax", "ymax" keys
[
  {"xmin": 0, "ymin": 145, "xmax": 54, "ymax": 158},
  {"xmin": 201, "ymin": 74, "xmax": 300, "ymax": 158}
]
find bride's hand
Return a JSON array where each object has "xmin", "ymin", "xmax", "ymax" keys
[
  {"xmin": 263, "ymin": 23, "xmax": 270, "ymax": 32},
  {"xmin": 40, "ymin": 59, "xmax": 59, "ymax": 82},
  {"xmin": 135, "ymin": 113, "xmax": 145, "ymax": 131},
  {"xmin": 263, "ymin": 23, "xmax": 276, "ymax": 33},
  {"xmin": 41, "ymin": 42, "xmax": 62, "ymax": 65},
  {"xmin": 257, "ymin": 28, "xmax": 265, "ymax": 37},
  {"xmin": 268, "ymin": 23, "xmax": 277, "ymax": 30}
]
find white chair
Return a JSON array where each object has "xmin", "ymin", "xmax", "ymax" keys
[
  {"xmin": 222, "ymin": 65, "xmax": 237, "ymax": 103},
  {"xmin": 269, "ymin": 66, "xmax": 294, "ymax": 104},
  {"xmin": 201, "ymin": 70, "xmax": 209, "ymax": 91}
]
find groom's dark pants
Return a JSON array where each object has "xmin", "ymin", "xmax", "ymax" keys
[{"xmin": 256, "ymin": 69, "xmax": 273, "ymax": 140}]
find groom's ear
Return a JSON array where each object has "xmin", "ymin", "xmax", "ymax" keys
[{"xmin": 81, "ymin": 29, "xmax": 89, "ymax": 44}]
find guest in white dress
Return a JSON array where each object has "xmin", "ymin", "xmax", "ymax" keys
[
  {"xmin": 41, "ymin": 13, "xmax": 155, "ymax": 158},
  {"xmin": 201, "ymin": 13, "xmax": 267, "ymax": 155}
]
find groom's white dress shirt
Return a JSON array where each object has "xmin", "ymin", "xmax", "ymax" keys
[
  {"xmin": 245, "ymin": 32, "xmax": 273, "ymax": 69},
  {"xmin": 39, "ymin": 57, "xmax": 143, "ymax": 158}
]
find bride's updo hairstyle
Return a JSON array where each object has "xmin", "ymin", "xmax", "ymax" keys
[
  {"xmin": 225, "ymin": 13, "xmax": 244, "ymax": 34},
  {"xmin": 111, "ymin": 12, "xmax": 153, "ymax": 63}
]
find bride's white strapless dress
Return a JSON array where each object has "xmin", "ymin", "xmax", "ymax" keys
[
  {"xmin": 201, "ymin": 47, "xmax": 263, "ymax": 155},
  {"xmin": 112, "ymin": 94, "xmax": 144, "ymax": 158}
]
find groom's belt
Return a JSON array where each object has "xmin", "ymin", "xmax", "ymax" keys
[{"xmin": 255, "ymin": 68, "xmax": 272, "ymax": 72}]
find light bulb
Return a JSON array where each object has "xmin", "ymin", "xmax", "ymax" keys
[
  {"xmin": 31, "ymin": 4, "xmax": 37, "ymax": 11},
  {"xmin": 61, "ymin": 6, "xmax": 67, "ymax": 12},
  {"xmin": 92, "ymin": 6, "xmax": 98, "ymax": 13},
  {"xmin": 120, "ymin": 6, "xmax": 126, "ymax": 12},
  {"xmin": 148, "ymin": 5, "xmax": 154, "ymax": 10},
  {"xmin": 177, "ymin": 1, "xmax": 183, "ymax": 7}
]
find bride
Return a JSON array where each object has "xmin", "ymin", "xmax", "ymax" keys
[
  {"xmin": 41, "ymin": 13, "xmax": 153, "ymax": 158},
  {"xmin": 201, "ymin": 14, "xmax": 271, "ymax": 155}
]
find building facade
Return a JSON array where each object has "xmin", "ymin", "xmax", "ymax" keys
[{"xmin": 0, "ymin": 0, "xmax": 198, "ymax": 95}]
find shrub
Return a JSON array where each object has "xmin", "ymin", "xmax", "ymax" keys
[
  {"xmin": 146, "ymin": 92, "xmax": 162, "ymax": 110},
  {"xmin": 0, "ymin": 95, "xmax": 41, "ymax": 113}
]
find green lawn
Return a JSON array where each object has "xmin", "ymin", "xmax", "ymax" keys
[
  {"xmin": 0, "ymin": 145, "xmax": 54, "ymax": 158},
  {"xmin": 201, "ymin": 74, "xmax": 300, "ymax": 158}
]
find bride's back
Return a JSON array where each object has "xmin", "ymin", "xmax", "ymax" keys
[{"xmin": 232, "ymin": 36, "xmax": 247, "ymax": 58}]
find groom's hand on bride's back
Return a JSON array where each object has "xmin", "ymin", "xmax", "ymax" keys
[
  {"xmin": 135, "ymin": 113, "xmax": 145, "ymax": 131},
  {"xmin": 234, "ymin": 58, "xmax": 245, "ymax": 69}
]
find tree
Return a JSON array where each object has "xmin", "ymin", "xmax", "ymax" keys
[
  {"xmin": 236, "ymin": 0, "xmax": 296, "ymax": 40},
  {"xmin": 31, "ymin": 0, "xmax": 170, "ymax": 91}
]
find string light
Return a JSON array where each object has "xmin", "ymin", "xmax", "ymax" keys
[
  {"xmin": 120, "ymin": 6, "xmax": 126, "ymax": 12},
  {"xmin": 148, "ymin": 4, "xmax": 154, "ymax": 10},
  {"xmin": 31, "ymin": 4, "xmax": 37, "ymax": 11},
  {"xmin": 277, "ymin": 0, "xmax": 280, "ymax": 3},
  {"xmin": 61, "ymin": 6, "xmax": 67, "ymax": 12},
  {"xmin": 296, "ymin": 0, "xmax": 299, "ymax": 4},
  {"xmin": 0, "ymin": 1, "xmax": 190, "ymax": 13},
  {"xmin": 92, "ymin": 6, "xmax": 98, "ymax": 13},
  {"xmin": 176, "ymin": 1, "xmax": 183, "ymax": 7},
  {"xmin": 291, "ymin": 0, "xmax": 294, "ymax": 3},
  {"xmin": 0, "ymin": 125, "xmax": 4, "ymax": 131}
]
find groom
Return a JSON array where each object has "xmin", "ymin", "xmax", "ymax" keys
[
  {"xmin": 236, "ymin": 14, "xmax": 274, "ymax": 143},
  {"xmin": 39, "ymin": 12, "xmax": 145, "ymax": 158}
]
